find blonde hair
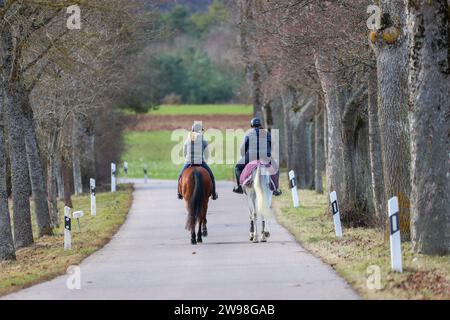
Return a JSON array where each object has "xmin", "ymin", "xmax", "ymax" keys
[{"xmin": 188, "ymin": 131, "xmax": 200, "ymax": 142}]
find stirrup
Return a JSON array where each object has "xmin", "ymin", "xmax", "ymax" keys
[
  {"xmin": 233, "ymin": 185, "xmax": 243, "ymax": 194},
  {"xmin": 177, "ymin": 192, "xmax": 183, "ymax": 199},
  {"xmin": 273, "ymin": 189, "xmax": 282, "ymax": 196},
  {"xmin": 212, "ymin": 192, "xmax": 218, "ymax": 200}
]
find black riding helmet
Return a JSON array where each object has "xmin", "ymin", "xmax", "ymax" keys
[{"xmin": 250, "ymin": 117, "xmax": 262, "ymax": 128}]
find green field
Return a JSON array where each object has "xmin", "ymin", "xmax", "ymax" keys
[
  {"xmin": 123, "ymin": 104, "xmax": 253, "ymax": 116},
  {"xmin": 121, "ymin": 130, "xmax": 246, "ymax": 180}
]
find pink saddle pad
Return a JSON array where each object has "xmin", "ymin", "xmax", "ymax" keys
[{"xmin": 239, "ymin": 160, "xmax": 279, "ymax": 190}]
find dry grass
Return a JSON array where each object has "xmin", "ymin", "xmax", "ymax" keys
[
  {"xmin": 273, "ymin": 177, "xmax": 450, "ymax": 300},
  {"xmin": 0, "ymin": 184, "xmax": 133, "ymax": 297}
]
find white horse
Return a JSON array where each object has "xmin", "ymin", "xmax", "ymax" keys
[{"xmin": 243, "ymin": 165, "xmax": 273, "ymax": 243}]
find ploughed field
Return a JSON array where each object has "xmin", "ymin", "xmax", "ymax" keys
[{"xmin": 123, "ymin": 114, "xmax": 250, "ymax": 132}]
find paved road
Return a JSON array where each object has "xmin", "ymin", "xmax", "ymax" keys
[{"xmin": 3, "ymin": 180, "xmax": 358, "ymax": 300}]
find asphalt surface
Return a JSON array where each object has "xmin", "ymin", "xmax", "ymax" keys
[{"xmin": 3, "ymin": 180, "xmax": 359, "ymax": 300}]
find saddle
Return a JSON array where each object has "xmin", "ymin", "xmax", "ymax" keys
[
  {"xmin": 178, "ymin": 164, "xmax": 204, "ymax": 194},
  {"xmin": 239, "ymin": 160, "xmax": 279, "ymax": 191}
]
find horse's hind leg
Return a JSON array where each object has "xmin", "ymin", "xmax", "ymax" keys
[
  {"xmin": 261, "ymin": 219, "xmax": 270, "ymax": 242},
  {"xmin": 202, "ymin": 218, "xmax": 208, "ymax": 237},
  {"xmin": 251, "ymin": 212, "xmax": 258, "ymax": 243},
  {"xmin": 197, "ymin": 221, "xmax": 203, "ymax": 243},
  {"xmin": 191, "ymin": 229, "xmax": 197, "ymax": 245},
  {"xmin": 199, "ymin": 205, "xmax": 208, "ymax": 241},
  {"xmin": 249, "ymin": 219, "xmax": 255, "ymax": 241},
  {"xmin": 263, "ymin": 219, "xmax": 270, "ymax": 238}
]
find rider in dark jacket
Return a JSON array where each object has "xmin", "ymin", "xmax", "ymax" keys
[{"xmin": 232, "ymin": 117, "xmax": 281, "ymax": 196}]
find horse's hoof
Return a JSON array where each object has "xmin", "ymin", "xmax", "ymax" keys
[
  {"xmin": 202, "ymin": 230, "xmax": 208, "ymax": 237},
  {"xmin": 261, "ymin": 236, "xmax": 267, "ymax": 242},
  {"xmin": 197, "ymin": 238, "xmax": 203, "ymax": 243},
  {"xmin": 191, "ymin": 239, "xmax": 197, "ymax": 245},
  {"xmin": 253, "ymin": 235, "xmax": 259, "ymax": 243},
  {"xmin": 249, "ymin": 233, "xmax": 254, "ymax": 241}
]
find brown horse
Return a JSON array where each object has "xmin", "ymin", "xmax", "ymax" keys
[{"xmin": 180, "ymin": 166, "xmax": 212, "ymax": 244}]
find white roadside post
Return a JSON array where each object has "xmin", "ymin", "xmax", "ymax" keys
[
  {"xmin": 73, "ymin": 210, "xmax": 84, "ymax": 232},
  {"xmin": 90, "ymin": 178, "xmax": 96, "ymax": 216},
  {"xmin": 124, "ymin": 161, "xmax": 129, "ymax": 176},
  {"xmin": 143, "ymin": 164, "xmax": 149, "ymax": 184},
  {"xmin": 330, "ymin": 191, "xmax": 343, "ymax": 238},
  {"xmin": 388, "ymin": 196, "xmax": 403, "ymax": 272},
  {"xmin": 111, "ymin": 162, "xmax": 116, "ymax": 192},
  {"xmin": 64, "ymin": 206, "xmax": 72, "ymax": 250},
  {"xmin": 288, "ymin": 170, "xmax": 299, "ymax": 208}
]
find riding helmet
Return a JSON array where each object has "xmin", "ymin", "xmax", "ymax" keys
[
  {"xmin": 192, "ymin": 122, "xmax": 203, "ymax": 133},
  {"xmin": 250, "ymin": 117, "xmax": 262, "ymax": 128}
]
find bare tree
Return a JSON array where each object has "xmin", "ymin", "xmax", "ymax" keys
[
  {"xmin": 370, "ymin": 0, "xmax": 411, "ymax": 239},
  {"xmin": 1, "ymin": 0, "xmax": 160, "ymax": 254},
  {"xmin": 0, "ymin": 87, "xmax": 16, "ymax": 260},
  {"xmin": 406, "ymin": 0, "xmax": 450, "ymax": 254}
]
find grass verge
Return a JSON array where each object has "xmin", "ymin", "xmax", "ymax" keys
[
  {"xmin": 273, "ymin": 176, "xmax": 450, "ymax": 300},
  {"xmin": 0, "ymin": 184, "xmax": 133, "ymax": 297}
]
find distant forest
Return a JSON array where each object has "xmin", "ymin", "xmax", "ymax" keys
[
  {"xmin": 157, "ymin": 0, "xmax": 214, "ymax": 12},
  {"xmin": 121, "ymin": 0, "xmax": 246, "ymax": 113}
]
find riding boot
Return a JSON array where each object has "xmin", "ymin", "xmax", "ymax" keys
[
  {"xmin": 273, "ymin": 189, "xmax": 282, "ymax": 196},
  {"xmin": 177, "ymin": 177, "xmax": 183, "ymax": 199},
  {"xmin": 212, "ymin": 184, "xmax": 218, "ymax": 200},
  {"xmin": 233, "ymin": 164, "xmax": 245, "ymax": 194},
  {"xmin": 233, "ymin": 185, "xmax": 243, "ymax": 194}
]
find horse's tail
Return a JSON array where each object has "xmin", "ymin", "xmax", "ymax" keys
[
  {"xmin": 254, "ymin": 165, "xmax": 272, "ymax": 219},
  {"xmin": 186, "ymin": 169, "xmax": 204, "ymax": 232}
]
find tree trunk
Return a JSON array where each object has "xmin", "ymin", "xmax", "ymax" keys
[
  {"xmin": 293, "ymin": 95, "xmax": 315, "ymax": 189},
  {"xmin": 0, "ymin": 89, "xmax": 16, "ymax": 261},
  {"xmin": 371, "ymin": 1, "xmax": 411, "ymax": 240},
  {"xmin": 407, "ymin": 0, "xmax": 450, "ymax": 254},
  {"xmin": 23, "ymin": 96, "xmax": 53, "ymax": 237},
  {"xmin": 252, "ymin": 66, "xmax": 264, "ymax": 120},
  {"xmin": 281, "ymin": 86, "xmax": 296, "ymax": 172},
  {"xmin": 323, "ymin": 106, "xmax": 328, "ymax": 187},
  {"xmin": 314, "ymin": 98, "xmax": 325, "ymax": 194},
  {"xmin": 47, "ymin": 130, "xmax": 59, "ymax": 227},
  {"xmin": 72, "ymin": 115, "xmax": 83, "ymax": 195},
  {"xmin": 303, "ymin": 114, "xmax": 315, "ymax": 189},
  {"xmin": 1, "ymin": 26, "xmax": 33, "ymax": 248},
  {"xmin": 341, "ymin": 88, "xmax": 368, "ymax": 224},
  {"xmin": 61, "ymin": 154, "xmax": 73, "ymax": 208},
  {"xmin": 352, "ymin": 102, "xmax": 376, "ymax": 227},
  {"xmin": 266, "ymin": 96, "xmax": 285, "ymax": 165},
  {"xmin": 4, "ymin": 86, "xmax": 34, "ymax": 248},
  {"xmin": 238, "ymin": 1, "xmax": 263, "ymax": 121},
  {"xmin": 83, "ymin": 124, "xmax": 97, "ymax": 183},
  {"xmin": 315, "ymin": 55, "xmax": 346, "ymax": 205},
  {"xmin": 56, "ymin": 153, "xmax": 64, "ymax": 200},
  {"xmin": 367, "ymin": 71, "xmax": 386, "ymax": 229},
  {"xmin": 323, "ymin": 107, "xmax": 328, "ymax": 159},
  {"xmin": 262, "ymin": 98, "xmax": 274, "ymax": 129}
]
